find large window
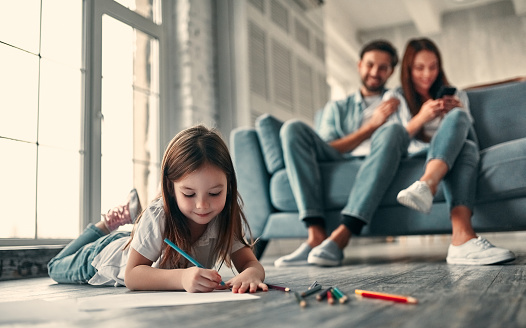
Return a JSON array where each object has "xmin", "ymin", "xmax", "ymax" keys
[{"xmin": 0, "ymin": 0, "xmax": 164, "ymax": 245}]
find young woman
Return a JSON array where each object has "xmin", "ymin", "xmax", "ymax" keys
[
  {"xmin": 48, "ymin": 125, "xmax": 267, "ymax": 293},
  {"xmin": 393, "ymin": 38, "xmax": 514, "ymax": 265}
]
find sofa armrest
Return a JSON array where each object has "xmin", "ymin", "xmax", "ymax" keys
[{"xmin": 230, "ymin": 127, "xmax": 273, "ymax": 239}]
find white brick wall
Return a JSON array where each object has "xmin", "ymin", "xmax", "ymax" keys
[{"xmin": 172, "ymin": 0, "xmax": 218, "ymax": 131}]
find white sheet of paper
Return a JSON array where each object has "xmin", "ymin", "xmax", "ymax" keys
[
  {"xmin": 77, "ymin": 290, "xmax": 260, "ymax": 311},
  {"xmin": 0, "ymin": 299, "xmax": 89, "ymax": 324}
]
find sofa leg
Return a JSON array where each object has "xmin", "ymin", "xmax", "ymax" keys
[{"xmin": 253, "ymin": 239, "xmax": 269, "ymax": 260}]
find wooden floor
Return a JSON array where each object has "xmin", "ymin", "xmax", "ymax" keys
[{"xmin": 1, "ymin": 232, "xmax": 525, "ymax": 328}]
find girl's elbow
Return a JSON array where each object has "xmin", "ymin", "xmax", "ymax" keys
[{"xmin": 124, "ymin": 273, "xmax": 141, "ymax": 291}]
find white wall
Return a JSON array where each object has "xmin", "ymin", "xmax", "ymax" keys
[
  {"xmin": 171, "ymin": 0, "xmax": 526, "ymax": 140},
  {"xmin": 327, "ymin": 0, "xmax": 526, "ymax": 98}
]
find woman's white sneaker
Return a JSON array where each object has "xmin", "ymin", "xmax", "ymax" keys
[
  {"xmin": 446, "ymin": 236, "xmax": 515, "ymax": 265},
  {"xmin": 397, "ymin": 181, "xmax": 433, "ymax": 214}
]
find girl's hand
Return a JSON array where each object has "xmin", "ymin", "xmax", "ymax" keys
[
  {"xmin": 181, "ymin": 267, "xmax": 223, "ymax": 293},
  {"xmin": 441, "ymin": 95, "xmax": 463, "ymax": 114},
  {"xmin": 226, "ymin": 268, "xmax": 268, "ymax": 294}
]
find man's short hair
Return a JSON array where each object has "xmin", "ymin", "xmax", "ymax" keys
[{"xmin": 360, "ymin": 40, "xmax": 399, "ymax": 68}]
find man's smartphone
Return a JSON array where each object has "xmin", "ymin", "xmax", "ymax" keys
[{"xmin": 436, "ymin": 86, "xmax": 457, "ymax": 99}]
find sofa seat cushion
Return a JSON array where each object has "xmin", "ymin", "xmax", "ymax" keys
[
  {"xmin": 270, "ymin": 157, "xmax": 446, "ymax": 212},
  {"xmin": 477, "ymin": 138, "xmax": 526, "ymax": 202}
]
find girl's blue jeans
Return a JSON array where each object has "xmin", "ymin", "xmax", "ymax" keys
[{"xmin": 47, "ymin": 224, "xmax": 129, "ymax": 284}]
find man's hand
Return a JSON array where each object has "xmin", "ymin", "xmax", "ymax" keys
[
  {"xmin": 367, "ymin": 98, "xmax": 400, "ymax": 129},
  {"xmin": 329, "ymin": 97, "xmax": 400, "ymax": 154}
]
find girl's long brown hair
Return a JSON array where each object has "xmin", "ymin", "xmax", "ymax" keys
[
  {"xmin": 128, "ymin": 125, "xmax": 252, "ymax": 269},
  {"xmin": 401, "ymin": 38, "xmax": 450, "ymax": 141}
]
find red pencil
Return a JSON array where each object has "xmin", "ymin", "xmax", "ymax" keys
[
  {"xmin": 327, "ymin": 290, "xmax": 335, "ymax": 305},
  {"xmin": 355, "ymin": 289, "xmax": 418, "ymax": 304}
]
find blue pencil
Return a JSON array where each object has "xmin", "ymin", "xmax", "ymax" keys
[{"xmin": 164, "ymin": 238, "xmax": 225, "ymax": 286}]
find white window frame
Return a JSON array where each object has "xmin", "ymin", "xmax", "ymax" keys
[
  {"xmin": 0, "ymin": 0, "xmax": 171, "ymax": 247},
  {"xmin": 81, "ymin": 0, "xmax": 168, "ymax": 230}
]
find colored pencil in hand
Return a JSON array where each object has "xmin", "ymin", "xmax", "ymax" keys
[{"xmin": 164, "ymin": 238, "xmax": 225, "ymax": 286}]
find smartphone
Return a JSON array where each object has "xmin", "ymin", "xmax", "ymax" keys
[{"xmin": 436, "ymin": 86, "xmax": 457, "ymax": 99}]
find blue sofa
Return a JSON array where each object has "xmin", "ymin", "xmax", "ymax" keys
[{"xmin": 231, "ymin": 79, "xmax": 526, "ymax": 258}]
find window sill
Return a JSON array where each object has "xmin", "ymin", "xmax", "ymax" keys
[{"xmin": 0, "ymin": 245, "xmax": 64, "ymax": 281}]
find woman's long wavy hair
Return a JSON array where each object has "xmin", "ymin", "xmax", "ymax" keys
[
  {"xmin": 401, "ymin": 38, "xmax": 450, "ymax": 119},
  {"xmin": 128, "ymin": 125, "xmax": 253, "ymax": 269}
]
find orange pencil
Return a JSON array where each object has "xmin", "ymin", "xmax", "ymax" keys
[{"xmin": 355, "ymin": 289, "xmax": 418, "ymax": 304}]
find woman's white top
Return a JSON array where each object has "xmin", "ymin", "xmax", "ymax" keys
[{"xmin": 384, "ymin": 87, "xmax": 472, "ymax": 154}]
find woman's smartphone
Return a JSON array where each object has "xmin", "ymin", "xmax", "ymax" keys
[{"xmin": 436, "ymin": 86, "xmax": 457, "ymax": 98}]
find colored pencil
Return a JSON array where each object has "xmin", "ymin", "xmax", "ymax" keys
[
  {"xmin": 294, "ymin": 291, "xmax": 307, "ymax": 307},
  {"xmin": 300, "ymin": 284, "xmax": 322, "ymax": 297},
  {"xmin": 164, "ymin": 238, "xmax": 225, "ymax": 286},
  {"xmin": 332, "ymin": 286, "xmax": 349, "ymax": 303},
  {"xmin": 308, "ymin": 280, "xmax": 319, "ymax": 289},
  {"xmin": 355, "ymin": 289, "xmax": 418, "ymax": 304},
  {"xmin": 316, "ymin": 287, "xmax": 333, "ymax": 301},
  {"xmin": 326, "ymin": 289, "xmax": 335, "ymax": 305},
  {"xmin": 267, "ymin": 284, "xmax": 291, "ymax": 292},
  {"xmin": 330, "ymin": 288, "xmax": 341, "ymax": 302}
]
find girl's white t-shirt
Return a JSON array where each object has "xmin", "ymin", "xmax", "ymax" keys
[{"xmin": 89, "ymin": 197, "xmax": 245, "ymax": 287}]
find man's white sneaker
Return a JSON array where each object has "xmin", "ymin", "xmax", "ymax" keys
[
  {"xmin": 274, "ymin": 243, "xmax": 312, "ymax": 267},
  {"xmin": 397, "ymin": 181, "xmax": 433, "ymax": 214},
  {"xmin": 307, "ymin": 239, "xmax": 343, "ymax": 267},
  {"xmin": 446, "ymin": 236, "xmax": 516, "ymax": 265}
]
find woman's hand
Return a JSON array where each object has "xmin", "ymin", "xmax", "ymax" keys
[
  {"xmin": 441, "ymin": 95, "xmax": 463, "ymax": 114},
  {"xmin": 181, "ymin": 267, "xmax": 223, "ymax": 293},
  {"xmin": 226, "ymin": 267, "xmax": 268, "ymax": 294},
  {"xmin": 418, "ymin": 99, "xmax": 444, "ymax": 123}
]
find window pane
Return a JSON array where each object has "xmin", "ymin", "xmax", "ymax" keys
[
  {"xmin": 40, "ymin": 0, "xmax": 82, "ymax": 68},
  {"xmin": 114, "ymin": 0, "xmax": 162, "ymax": 24},
  {"xmin": 37, "ymin": 145, "xmax": 80, "ymax": 239},
  {"xmin": 0, "ymin": 0, "xmax": 41, "ymax": 54},
  {"xmin": 0, "ymin": 139, "xmax": 36, "ymax": 238},
  {"xmin": 101, "ymin": 15, "xmax": 160, "ymax": 212},
  {"xmin": 39, "ymin": 59, "xmax": 82, "ymax": 150},
  {"xmin": 0, "ymin": 43, "xmax": 39, "ymax": 142}
]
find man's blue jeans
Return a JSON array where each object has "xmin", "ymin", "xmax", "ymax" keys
[
  {"xmin": 281, "ymin": 121, "xmax": 410, "ymax": 226},
  {"xmin": 47, "ymin": 224, "xmax": 129, "ymax": 284}
]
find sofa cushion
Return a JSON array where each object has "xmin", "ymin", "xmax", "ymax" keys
[
  {"xmin": 477, "ymin": 138, "xmax": 526, "ymax": 202},
  {"xmin": 255, "ymin": 114, "xmax": 285, "ymax": 174},
  {"xmin": 270, "ymin": 157, "xmax": 446, "ymax": 212},
  {"xmin": 468, "ymin": 81, "xmax": 526, "ymax": 150}
]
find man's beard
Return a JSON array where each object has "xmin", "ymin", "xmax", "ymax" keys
[{"xmin": 362, "ymin": 76, "xmax": 385, "ymax": 93}]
